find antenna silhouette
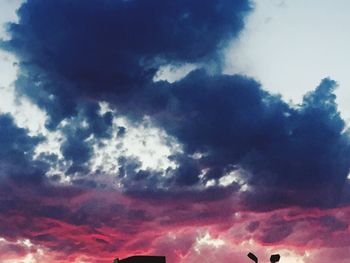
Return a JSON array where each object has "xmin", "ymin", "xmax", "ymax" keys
[
  {"xmin": 247, "ymin": 252, "xmax": 258, "ymax": 263},
  {"xmin": 270, "ymin": 254, "xmax": 280, "ymax": 263},
  {"xmin": 247, "ymin": 252, "xmax": 281, "ymax": 263},
  {"xmin": 112, "ymin": 256, "xmax": 166, "ymax": 263}
]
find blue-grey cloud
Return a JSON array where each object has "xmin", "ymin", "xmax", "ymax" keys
[
  {"xmin": 0, "ymin": 114, "xmax": 45, "ymax": 183},
  {"xmin": 118, "ymin": 71, "xmax": 350, "ymax": 208},
  {"xmin": 1, "ymin": 0, "xmax": 350, "ymax": 210},
  {"xmin": 1, "ymin": 0, "xmax": 251, "ymax": 128}
]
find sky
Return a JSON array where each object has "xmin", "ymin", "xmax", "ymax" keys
[{"xmin": 0, "ymin": 1, "xmax": 349, "ymax": 263}]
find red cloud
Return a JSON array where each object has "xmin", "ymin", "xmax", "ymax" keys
[{"xmin": 0, "ymin": 180, "xmax": 349, "ymax": 262}]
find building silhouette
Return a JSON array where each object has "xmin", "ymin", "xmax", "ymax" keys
[
  {"xmin": 114, "ymin": 252, "xmax": 281, "ymax": 263},
  {"xmin": 113, "ymin": 256, "xmax": 166, "ymax": 263}
]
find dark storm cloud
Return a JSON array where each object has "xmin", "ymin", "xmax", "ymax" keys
[
  {"xmin": 1, "ymin": 0, "xmax": 251, "ymax": 127},
  {"xmin": 58, "ymin": 102, "xmax": 114, "ymax": 173},
  {"xmin": 168, "ymin": 155, "xmax": 202, "ymax": 186},
  {"xmin": 123, "ymin": 72, "xmax": 350, "ymax": 208},
  {"xmin": 161, "ymin": 73, "xmax": 350, "ymax": 208},
  {"xmin": 0, "ymin": 114, "xmax": 45, "ymax": 183},
  {"xmin": 250, "ymin": 209, "xmax": 350, "ymax": 246},
  {"xmin": 1, "ymin": 0, "xmax": 350, "ymax": 210},
  {"xmin": 1, "ymin": 0, "xmax": 252, "ymax": 176},
  {"xmin": 258, "ymin": 216, "xmax": 295, "ymax": 243},
  {"xmin": 0, "ymin": 114, "xmax": 40, "ymax": 158}
]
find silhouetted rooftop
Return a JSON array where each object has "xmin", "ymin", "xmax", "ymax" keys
[{"xmin": 115, "ymin": 256, "xmax": 166, "ymax": 263}]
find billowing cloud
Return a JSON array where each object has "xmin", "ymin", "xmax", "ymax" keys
[
  {"xmin": 0, "ymin": 114, "xmax": 46, "ymax": 183},
  {"xmin": 1, "ymin": 0, "xmax": 251, "ymax": 128},
  {"xmin": 147, "ymin": 73, "xmax": 350, "ymax": 208}
]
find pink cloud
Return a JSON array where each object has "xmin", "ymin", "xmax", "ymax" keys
[{"xmin": 0, "ymin": 180, "xmax": 349, "ymax": 262}]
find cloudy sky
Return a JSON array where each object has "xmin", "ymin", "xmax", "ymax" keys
[{"xmin": 0, "ymin": 0, "xmax": 350, "ymax": 262}]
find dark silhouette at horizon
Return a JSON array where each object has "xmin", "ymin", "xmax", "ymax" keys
[
  {"xmin": 113, "ymin": 256, "xmax": 166, "ymax": 263},
  {"xmin": 248, "ymin": 252, "xmax": 281, "ymax": 263},
  {"xmin": 113, "ymin": 252, "xmax": 281, "ymax": 263}
]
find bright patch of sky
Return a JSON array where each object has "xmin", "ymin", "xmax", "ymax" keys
[
  {"xmin": 0, "ymin": 0, "xmax": 47, "ymax": 135},
  {"xmin": 0, "ymin": 0, "xmax": 21, "ymax": 87},
  {"xmin": 225, "ymin": 0, "xmax": 350, "ymax": 121},
  {"xmin": 89, "ymin": 113, "xmax": 182, "ymax": 176},
  {"xmin": 0, "ymin": 237, "xmax": 46, "ymax": 263},
  {"xmin": 267, "ymin": 248, "xmax": 307, "ymax": 263},
  {"xmin": 219, "ymin": 169, "xmax": 249, "ymax": 191},
  {"xmin": 195, "ymin": 232, "xmax": 225, "ymax": 252},
  {"xmin": 153, "ymin": 63, "xmax": 198, "ymax": 83}
]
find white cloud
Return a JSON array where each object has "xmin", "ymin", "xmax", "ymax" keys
[
  {"xmin": 266, "ymin": 249, "xmax": 307, "ymax": 263},
  {"xmin": 195, "ymin": 232, "xmax": 225, "ymax": 252},
  {"xmin": 219, "ymin": 169, "xmax": 249, "ymax": 191},
  {"xmin": 89, "ymin": 114, "xmax": 182, "ymax": 177},
  {"xmin": 0, "ymin": 0, "xmax": 22, "ymax": 39},
  {"xmin": 153, "ymin": 63, "xmax": 197, "ymax": 83},
  {"xmin": 0, "ymin": 0, "xmax": 48, "ymax": 135}
]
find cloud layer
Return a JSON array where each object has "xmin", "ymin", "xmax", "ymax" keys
[{"xmin": 0, "ymin": 0, "xmax": 350, "ymax": 262}]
